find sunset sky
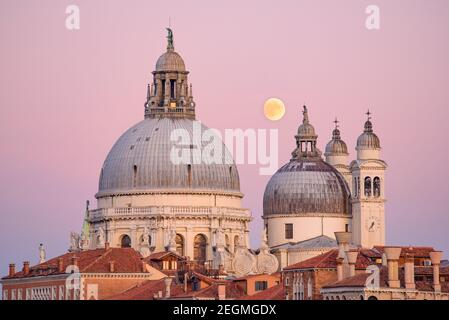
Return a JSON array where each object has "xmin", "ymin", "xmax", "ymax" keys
[{"xmin": 1, "ymin": 0, "xmax": 449, "ymax": 277}]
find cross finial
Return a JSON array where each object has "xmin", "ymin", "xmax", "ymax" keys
[
  {"xmin": 334, "ymin": 117, "xmax": 339, "ymax": 129},
  {"xmin": 366, "ymin": 109, "xmax": 372, "ymax": 121}
]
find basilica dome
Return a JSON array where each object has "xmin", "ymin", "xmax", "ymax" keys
[
  {"xmin": 98, "ymin": 118, "xmax": 240, "ymax": 196},
  {"xmin": 263, "ymin": 106, "xmax": 351, "ymax": 216},
  {"xmin": 263, "ymin": 158, "xmax": 350, "ymax": 215}
]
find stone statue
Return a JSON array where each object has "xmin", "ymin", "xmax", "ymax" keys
[
  {"xmin": 139, "ymin": 227, "xmax": 152, "ymax": 258},
  {"xmin": 39, "ymin": 243, "xmax": 46, "ymax": 264},
  {"xmin": 97, "ymin": 227, "xmax": 105, "ymax": 248},
  {"xmin": 142, "ymin": 227, "xmax": 150, "ymax": 246},
  {"xmin": 69, "ymin": 232, "xmax": 81, "ymax": 252},
  {"xmin": 166, "ymin": 226, "xmax": 177, "ymax": 253},
  {"xmin": 80, "ymin": 230, "xmax": 90, "ymax": 250},
  {"xmin": 166, "ymin": 27, "xmax": 174, "ymax": 50}
]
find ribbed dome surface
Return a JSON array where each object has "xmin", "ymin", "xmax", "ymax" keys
[
  {"xmin": 263, "ymin": 159, "xmax": 351, "ymax": 216},
  {"xmin": 357, "ymin": 120, "xmax": 381, "ymax": 149},
  {"xmin": 155, "ymin": 51, "xmax": 186, "ymax": 72},
  {"xmin": 98, "ymin": 118, "xmax": 240, "ymax": 195},
  {"xmin": 325, "ymin": 128, "xmax": 348, "ymax": 155}
]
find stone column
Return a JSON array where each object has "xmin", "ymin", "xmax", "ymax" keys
[
  {"xmin": 404, "ymin": 254, "xmax": 415, "ymax": 290},
  {"xmin": 429, "ymin": 251, "xmax": 442, "ymax": 293},
  {"xmin": 384, "ymin": 247, "xmax": 402, "ymax": 288}
]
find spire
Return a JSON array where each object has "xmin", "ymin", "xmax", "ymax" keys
[{"xmin": 166, "ymin": 27, "xmax": 174, "ymax": 52}]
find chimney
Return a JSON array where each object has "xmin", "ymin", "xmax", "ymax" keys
[
  {"xmin": 9, "ymin": 263, "xmax": 15, "ymax": 277},
  {"xmin": 141, "ymin": 261, "xmax": 147, "ymax": 273},
  {"xmin": 404, "ymin": 254, "xmax": 415, "ymax": 290},
  {"xmin": 336, "ymin": 257, "xmax": 344, "ymax": 281},
  {"xmin": 105, "ymin": 242, "xmax": 110, "ymax": 250},
  {"xmin": 164, "ymin": 277, "xmax": 173, "ymax": 298},
  {"xmin": 335, "ymin": 232, "xmax": 352, "ymax": 259},
  {"xmin": 429, "ymin": 251, "xmax": 442, "ymax": 293},
  {"xmin": 109, "ymin": 261, "xmax": 115, "ymax": 273},
  {"xmin": 23, "ymin": 261, "xmax": 30, "ymax": 276},
  {"xmin": 384, "ymin": 247, "xmax": 402, "ymax": 288},
  {"xmin": 345, "ymin": 250, "xmax": 358, "ymax": 278},
  {"xmin": 217, "ymin": 283, "xmax": 226, "ymax": 300},
  {"xmin": 71, "ymin": 256, "xmax": 78, "ymax": 268},
  {"xmin": 58, "ymin": 258, "xmax": 64, "ymax": 273}
]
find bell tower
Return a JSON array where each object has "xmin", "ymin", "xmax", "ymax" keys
[{"xmin": 350, "ymin": 111, "xmax": 387, "ymax": 248}]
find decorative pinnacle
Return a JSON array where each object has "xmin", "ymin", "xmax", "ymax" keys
[{"xmin": 166, "ymin": 27, "xmax": 174, "ymax": 51}]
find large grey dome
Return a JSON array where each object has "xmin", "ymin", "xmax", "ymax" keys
[
  {"xmin": 97, "ymin": 118, "xmax": 240, "ymax": 196},
  {"xmin": 263, "ymin": 158, "xmax": 351, "ymax": 216}
]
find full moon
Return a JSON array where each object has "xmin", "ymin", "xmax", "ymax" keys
[{"xmin": 264, "ymin": 98, "xmax": 285, "ymax": 121}]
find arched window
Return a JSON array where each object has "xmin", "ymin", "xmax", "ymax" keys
[
  {"xmin": 373, "ymin": 177, "xmax": 381, "ymax": 197},
  {"xmin": 121, "ymin": 235, "xmax": 131, "ymax": 248},
  {"xmin": 336, "ymin": 296, "xmax": 340, "ymax": 300},
  {"xmin": 194, "ymin": 234, "xmax": 207, "ymax": 264},
  {"xmin": 364, "ymin": 176, "xmax": 372, "ymax": 197},
  {"xmin": 234, "ymin": 235, "xmax": 240, "ymax": 249},
  {"xmin": 175, "ymin": 234, "xmax": 184, "ymax": 256},
  {"xmin": 299, "ymin": 276, "xmax": 304, "ymax": 300},
  {"xmin": 368, "ymin": 296, "xmax": 378, "ymax": 300},
  {"xmin": 225, "ymin": 234, "xmax": 230, "ymax": 250}
]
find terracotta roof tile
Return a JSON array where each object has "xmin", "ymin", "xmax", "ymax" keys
[
  {"xmin": 3, "ymin": 248, "xmax": 145, "ymax": 279},
  {"xmin": 283, "ymin": 248, "xmax": 379, "ymax": 271},
  {"xmin": 240, "ymin": 284, "xmax": 285, "ymax": 300}
]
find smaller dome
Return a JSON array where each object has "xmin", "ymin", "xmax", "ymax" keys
[
  {"xmin": 325, "ymin": 128, "xmax": 348, "ymax": 155},
  {"xmin": 155, "ymin": 51, "xmax": 186, "ymax": 72},
  {"xmin": 357, "ymin": 120, "xmax": 380, "ymax": 149},
  {"xmin": 296, "ymin": 106, "xmax": 317, "ymax": 138},
  {"xmin": 297, "ymin": 122, "xmax": 316, "ymax": 137}
]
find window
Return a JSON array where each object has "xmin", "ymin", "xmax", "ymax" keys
[
  {"xmin": 255, "ymin": 281, "xmax": 268, "ymax": 291},
  {"xmin": 373, "ymin": 177, "xmax": 381, "ymax": 197},
  {"xmin": 17, "ymin": 289, "xmax": 22, "ymax": 300},
  {"xmin": 121, "ymin": 235, "xmax": 131, "ymax": 248},
  {"xmin": 133, "ymin": 165, "xmax": 137, "ymax": 188},
  {"xmin": 364, "ymin": 177, "xmax": 372, "ymax": 197},
  {"xmin": 176, "ymin": 234, "xmax": 184, "ymax": 256},
  {"xmin": 194, "ymin": 234, "xmax": 207, "ymax": 264},
  {"xmin": 307, "ymin": 277, "xmax": 313, "ymax": 299},
  {"xmin": 345, "ymin": 224, "xmax": 349, "ymax": 232},
  {"xmin": 285, "ymin": 224, "xmax": 293, "ymax": 239},
  {"xmin": 11, "ymin": 289, "xmax": 16, "ymax": 300}
]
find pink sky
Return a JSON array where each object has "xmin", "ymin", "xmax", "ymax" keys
[{"xmin": 1, "ymin": 0, "xmax": 449, "ymax": 276}]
